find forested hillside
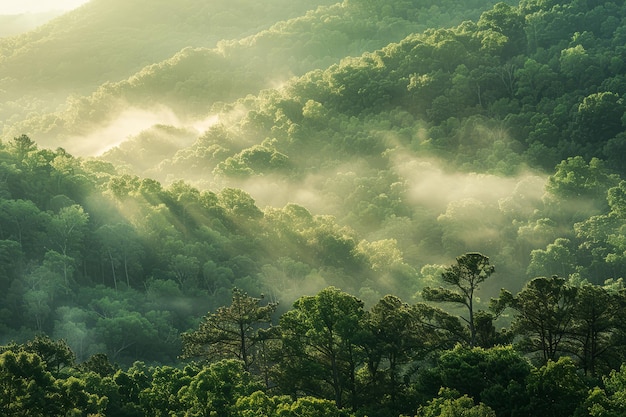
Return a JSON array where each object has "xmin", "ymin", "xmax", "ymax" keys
[
  {"xmin": 3, "ymin": 0, "xmax": 626, "ymax": 416},
  {"xmin": 3, "ymin": 0, "xmax": 512, "ymax": 152},
  {"xmin": 0, "ymin": 11, "xmax": 63, "ymax": 37},
  {"xmin": 0, "ymin": 0, "xmax": 336, "ymax": 133}
]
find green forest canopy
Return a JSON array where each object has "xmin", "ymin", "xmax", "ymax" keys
[{"xmin": 3, "ymin": 0, "xmax": 626, "ymax": 415}]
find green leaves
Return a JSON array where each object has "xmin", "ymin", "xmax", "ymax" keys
[
  {"xmin": 431, "ymin": 345, "xmax": 531, "ymax": 409},
  {"xmin": 546, "ymin": 156, "xmax": 619, "ymax": 201},
  {"xmin": 0, "ymin": 350, "xmax": 57, "ymax": 417},
  {"xmin": 526, "ymin": 357, "xmax": 587, "ymax": 417},
  {"xmin": 441, "ymin": 253, "xmax": 495, "ymax": 288},
  {"xmin": 179, "ymin": 359, "xmax": 262, "ymax": 417},
  {"xmin": 574, "ymin": 92, "xmax": 625, "ymax": 145},
  {"xmin": 215, "ymin": 144, "xmax": 291, "ymax": 178},
  {"xmin": 235, "ymin": 391, "xmax": 348, "ymax": 417},
  {"xmin": 277, "ymin": 287, "xmax": 365, "ymax": 408},
  {"xmin": 181, "ymin": 288, "xmax": 278, "ymax": 371},
  {"xmin": 423, "ymin": 253, "xmax": 495, "ymax": 346},
  {"xmin": 417, "ymin": 388, "xmax": 496, "ymax": 417},
  {"xmin": 422, "ymin": 287, "xmax": 466, "ymax": 305}
]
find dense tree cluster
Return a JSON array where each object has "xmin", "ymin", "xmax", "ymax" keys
[
  {"xmin": 4, "ymin": 130, "xmax": 626, "ymax": 414},
  {"xmin": 3, "ymin": 0, "xmax": 626, "ymax": 415},
  {"xmin": 3, "ymin": 0, "xmax": 511, "ymax": 148},
  {"xmin": 153, "ymin": 0, "xmax": 626, "ymax": 183},
  {"xmin": 0, "ymin": 0, "xmax": 508, "ymax": 146},
  {"xmin": 3, "ymin": 131, "xmax": 625, "ymax": 368},
  {"xmin": 0, "ymin": 134, "xmax": 419, "ymax": 364},
  {"xmin": 0, "ymin": 0, "xmax": 336, "ymax": 124},
  {"xmin": 4, "ymin": 274, "xmax": 626, "ymax": 416},
  {"xmin": 97, "ymin": 0, "xmax": 626, "ymax": 294}
]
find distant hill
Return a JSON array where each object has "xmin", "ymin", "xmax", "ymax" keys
[
  {"xmin": 151, "ymin": 0, "xmax": 626, "ymax": 183},
  {"xmin": 0, "ymin": 12, "xmax": 63, "ymax": 37},
  {"xmin": 3, "ymin": 0, "xmax": 509, "ymax": 152},
  {"xmin": 116, "ymin": 0, "xmax": 626, "ymax": 287},
  {"xmin": 0, "ymin": 0, "xmax": 335, "ymax": 126}
]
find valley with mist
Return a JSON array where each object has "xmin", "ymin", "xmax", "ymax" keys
[{"xmin": 2, "ymin": 0, "xmax": 626, "ymax": 416}]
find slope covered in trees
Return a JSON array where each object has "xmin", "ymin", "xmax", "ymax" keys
[
  {"xmin": 3, "ymin": 0, "xmax": 626, "ymax": 415},
  {"xmin": 3, "ymin": 0, "xmax": 513, "ymax": 152},
  {"xmin": 155, "ymin": 0, "xmax": 626, "ymax": 179},
  {"xmin": 0, "ymin": 0, "xmax": 336, "ymax": 134},
  {"xmin": 0, "ymin": 11, "xmax": 63, "ymax": 37},
  {"xmin": 0, "ymin": 0, "xmax": 334, "ymax": 93},
  {"xmin": 132, "ymin": 0, "xmax": 626, "ymax": 292},
  {"xmin": 4, "ymin": 279, "xmax": 626, "ymax": 416}
]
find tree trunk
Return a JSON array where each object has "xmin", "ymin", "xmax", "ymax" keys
[
  {"xmin": 108, "ymin": 250, "xmax": 117, "ymax": 291},
  {"xmin": 124, "ymin": 254, "xmax": 130, "ymax": 288}
]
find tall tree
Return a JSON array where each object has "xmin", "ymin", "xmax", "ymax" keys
[
  {"xmin": 95, "ymin": 223, "xmax": 144, "ymax": 289},
  {"xmin": 0, "ymin": 199, "xmax": 50, "ymax": 259},
  {"xmin": 8, "ymin": 135, "xmax": 37, "ymax": 166},
  {"xmin": 362, "ymin": 295, "xmax": 423, "ymax": 408},
  {"xmin": 276, "ymin": 286, "xmax": 365, "ymax": 409},
  {"xmin": 569, "ymin": 282, "xmax": 626, "ymax": 376},
  {"xmin": 361, "ymin": 295, "xmax": 466, "ymax": 415},
  {"xmin": 498, "ymin": 276, "xmax": 577, "ymax": 364},
  {"xmin": 47, "ymin": 204, "xmax": 89, "ymax": 266},
  {"xmin": 181, "ymin": 288, "xmax": 278, "ymax": 372},
  {"xmin": 422, "ymin": 253, "xmax": 495, "ymax": 347}
]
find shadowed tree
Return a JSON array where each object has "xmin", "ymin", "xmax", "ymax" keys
[
  {"xmin": 181, "ymin": 288, "xmax": 278, "ymax": 372},
  {"xmin": 0, "ymin": 199, "xmax": 50, "ymax": 259},
  {"xmin": 95, "ymin": 223, "xmax": 144, "ymax": 289},
  {"xmin": 362, "ymin": 295, "xmax": 425, "ymax": 409},
  {"xmin": 276, "ymin": 286, "xmax": 365, "ymax": 410},
  {"xmin": 422, "ymin": 253, "xmax": 495, "ymax": 347},
  {"xmin": 361, "ymin": 295, "xmax": 466, "ymax": 415},
  {"xmin": 569, "ymin": 283, "xmax": 626, "ymax": 376},
  {"xmin": 496, "ymin": 276, "xmax": 577, "ymax": 364},
  {"xmin": 574, "ymin": 92, "xmax": 625, "ymax": 149}
]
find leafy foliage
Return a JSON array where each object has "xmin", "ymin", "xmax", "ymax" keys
[
  {"xmin": 181, "ymin": 288, "xmax": 278, "ymax": 371},
  {"xmin": 4, "ymin": 0, "xmax": 626, "ymax": 415},
  {"xmin": 423, "ymin": 253, "xmax": 495, "ymax": 346}
]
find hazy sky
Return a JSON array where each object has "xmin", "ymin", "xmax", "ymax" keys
[{"xmin": 0, "ymin": 0, "xmax": 89, "ymax": 14}]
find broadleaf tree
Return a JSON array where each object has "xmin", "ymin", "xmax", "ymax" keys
[{"xmin": 276, "ymin": 286, "xmax": 366, "ymax": 410}]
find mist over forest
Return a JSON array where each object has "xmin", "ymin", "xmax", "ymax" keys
[{"xmin": 3, "ymin": 0, "xmax": 626, "ymax": 416}]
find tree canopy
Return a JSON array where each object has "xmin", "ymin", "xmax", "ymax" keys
[{"xmin": 3, "ymin": 0, "xmax": 626, "ymax": 415}]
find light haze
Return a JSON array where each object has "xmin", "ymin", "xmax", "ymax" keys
[{"xmin": 0, "ymin": 0, "xmax": 89, "ymax": 14}]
